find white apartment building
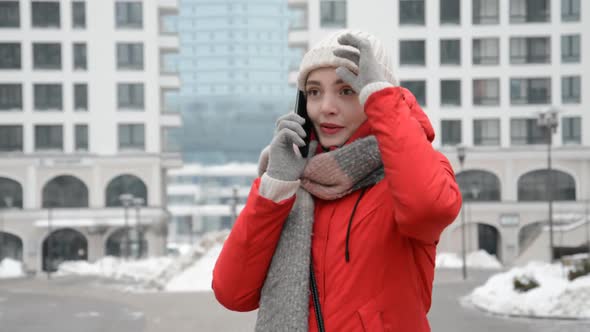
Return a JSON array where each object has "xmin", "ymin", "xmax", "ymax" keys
[
  {"xmin": 289, "ymin": 0, "xmax": 590, "ymax": 264},
  {"xmin": 0, "ymin": 0, "xmax": 181, "ymax": 273}
]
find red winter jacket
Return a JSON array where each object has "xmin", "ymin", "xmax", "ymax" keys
[{"xmin": 213, "ymin": 87, "xmax": 462, "ymax": 331}]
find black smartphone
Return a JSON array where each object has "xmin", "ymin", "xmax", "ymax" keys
[{"xmin": 294, "ymin": 90, "xmax": 313, "ymax": 157}]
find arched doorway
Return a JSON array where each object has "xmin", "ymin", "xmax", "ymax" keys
[
  {"xmin": 0, "ymin": 232, "xmax": 23, "ymax": 261},
  {"xmin": 478, "ymin": 224, "xmax": 501, "ymax": 258},
  {"xmin": 451, "ymin": 222, "xmax": 502, "ymax": 261},
  {"xmin": 105, "ymin": 227, "xmax": 148, "ymax": 259},
  {"xmin": 42, "ymin": 228, "xmax": 88, "ymax": 272}
]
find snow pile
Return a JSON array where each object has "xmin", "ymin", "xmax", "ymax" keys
[
  {"xmin": 436, "ymin": 250, "xmax": 502, "ymax": 269},
  {"xmin": 165, "ymin": 243, "xmax": 223, "ymax": 292},
  {"xmin": 57, "ymin": 256, "xmax": 174, "ymax": 283},
  {"xmin": 0, "ymin": 258, "xmax": 25, "ymax": 279},
  {"xmin": 467, "ymin": 261, "xmax": 590, "ymax": 319},
  {"xmin": 55, "ymin": 230, "xmax": 229, "ymax": 292}
]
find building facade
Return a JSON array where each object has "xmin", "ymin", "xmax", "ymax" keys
[
  {"xmin": 172, "ymin": 0, "xmax": 298, "ymax": 164},
  {"xmin": 0, "ymin": 0, "xmax": 181, "ymax": 273},
  {"xmin": 288, "ymin": 0, "xmax": 590, "ymax": 264}
]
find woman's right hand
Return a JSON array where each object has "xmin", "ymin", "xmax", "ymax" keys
[{"xmin": 266, "ymin": 113, "xmax": 314, "ymax": 182}]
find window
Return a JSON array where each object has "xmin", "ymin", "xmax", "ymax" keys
[
  {"xmin": 115, "ymin": 1, "xmax": 142, "ymax": 28},
  {"xmin": 510, "ymin": 118, "xmax": 546, "ymax": 145},
  {"xmin": 289, "ymin": 6, "xmax": 307, "ymax": 30},
  {"xmin": 117, "ymin": 43, "xmax": 143, "ymax": 70},
  {"xmin": 400, "ymin": 80, "xmax": 426, "ymax": 106},
  {"xmin": 72, "ymin": 1, "xmax": 85, "ymax": 28},
  {"xmin": 473, "ymin": 0, "xmax": 499, "ymax": 24},
  {"xmin": 474, "ymin": 119, "xmax": 500, "ymax": 146},
  {"xmin": 0, "ymin": 43, "xmax": 21, "ymax": 69},
  {"xmin": 561, "ymin": 0, "xmax": 580, "ymax": 21},
  {"xmin": 440, "ymin": 0, "xmax": 460, "ymax": 24},
  {"xmin": 399, "ymin": 0, "xmax": 425, "ymax": 25},
  {"xmin": 561, "ymin": 35, "xmax": 580, "ymax": 63},
  {"xmin": 441, "ymin": 120, "xmax": 462, "ymax": 146},
  {"xmin": 518, "ymin": 169, "xmax": 576, "ymax": 201},
  {"xmin": 0, "ymin": 84, "xmax": 22, "ymax": 111},
  {"xmin": 473, "ymin": 79, "xmax": 500, "ymax": 105},
  {"xmin": 162, "ymin": 127, "xmax": 181, "ymax": 152},
  {"xmin": 34, "ymin": 84, "xmax": 62, "ymax": 110},
  {"xmin": 510, "ymin": 37, "xmax": 550, "ymax": 64},
  {"xmin": 510, "ymin": 78, "xmax": 551, "ymax": 104},
  {"xmin": 117, "ymin": 83, "xmax": 144, "ymax": 110},
  {"xmin": 400, "ymin": 40, "xmax": 425, "ymax": 66},
  {"xmin": 473, "ymin": 38, "xmax": 499, "ymax": 65},
  {"xmin": 562, "ymin": 76, "xmax": 580, "ymax": 104},
  {"xmin": 562, "ymin": 116, "xmax": 581, "ymax": 144},
  {"xmin": 0, "ymin": 1, "xmax": 19, "ymax": 28},
  {"xmin": 320, "ymin": 0, "xmax": 346, "ymax": 27},
  {"xmin": 33, "ymin": 43, "xmax": 61, "ymax": 70},
  {"xmin": 75, "ymin": 124, "xmax": 88, "ymax": 151},
  {"xmin": 74, "ymin": 83, "xmax": 88, "ymax": 111},
  {"xmin": 0, "ymin": 125, "xmax": 22, "ymax": 152},
  {"xmin": 32, "ymin": 1, "xmax": 60, "ymax": 28},
  {"xmin": 35, "ymin": 125, "xmax": 63, "ymax": 151},
  {"xmin": 510, "ymin": 0, "xmax": 550, "ymax": 23},
  {"xmin": 441, "ymin": 80, "xmax": 461, "ymax": 106},
  {"xmin": 73, "ymin": 43, "xmax": 87, "ymax": 70},
  {"xmin": 42, "ymin": 176, "xmax": 88, "ymax": 208},
  {"xmin": 456, "ymin": 170, "xmax": 501, "ymax": 201},
  {"xmin": 105, "ymin": 174, "xmax": 147, "ymax": 207},
  {"xmin": 118, "ymin": 124, "xmax": 145, "ymax": 150},
  {"xmin": 440, "ymin": 39, "xmax": 460, "ymax": 65}
]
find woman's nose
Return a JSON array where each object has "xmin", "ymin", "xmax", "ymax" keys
[{"xmin": 319, "ymin": 94, "xmax": 338, "ymax": 114}]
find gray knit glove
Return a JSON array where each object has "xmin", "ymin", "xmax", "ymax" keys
[
  {"xmin": 333, "ymin": 33, "xmax": 394, "ymax": 105},
  {"xmin": 266, "ymin": 113, "xmax": 318, "ymax": 182}
]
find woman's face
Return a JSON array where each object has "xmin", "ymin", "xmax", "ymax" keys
[{"xmin": 305, "ymin": 67, "xmax": 367, "ymax": 148}]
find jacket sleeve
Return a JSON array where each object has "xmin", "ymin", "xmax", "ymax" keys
[
  {"xmin": 212, "ymin": 178, "xmax": 295, "ymax": 311},
  {"xmin": 364, "ymin": 87, "xmax": 462, "ymax": 244}
]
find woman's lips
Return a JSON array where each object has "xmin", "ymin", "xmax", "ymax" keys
[{"xmin": 320, "ymin": 124, "xmax": 344, "ymax": 135}]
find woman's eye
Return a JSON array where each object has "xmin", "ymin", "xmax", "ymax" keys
[
  {"xmin": 306, "ymin": 89, "xmax": 319, "ymax": 97},
  {"xmin": 341, "ymin": 88, "xmax": 355, "ymax": 96}
]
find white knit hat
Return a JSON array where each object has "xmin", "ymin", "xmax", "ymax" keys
[{"xmin": 297, "ymin": 30, "xmax": 397, "ymax": 91}]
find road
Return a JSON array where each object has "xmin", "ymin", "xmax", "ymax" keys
[{"xmin": 0, "ymin": 269, "xmax": 589, "ymax": 332}]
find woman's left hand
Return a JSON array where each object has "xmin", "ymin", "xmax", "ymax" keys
[{"xmin": 332, "ymin": 33, "xmax": 388, "ymax": 93}]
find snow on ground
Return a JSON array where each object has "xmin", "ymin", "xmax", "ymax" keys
[
  {"xmin": 466, "ymin": 261, "xmax": 590, "ymax": 319},
  {"xmin": 436, "ymin": 250, "xmax": 502, "ymax": 269},
  {"xmin": 0, "ymin": 258, "xmax": 25, "ymax": 279},
  {"xmin": 55, "ymin": 230, "xmax": 229, "ymax": 292}
]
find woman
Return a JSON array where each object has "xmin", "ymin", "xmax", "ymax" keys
[{"xmin": 212, "ymin": 30, "xmax": 462, "ymax": 332}]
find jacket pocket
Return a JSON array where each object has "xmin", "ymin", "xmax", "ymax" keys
[{"xmin": 356, "ymin": 298, "xmax": 386, "ymax": 332}]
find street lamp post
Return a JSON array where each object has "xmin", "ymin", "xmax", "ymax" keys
[
  {"xmin": 132, "ymin": 197, "xmax": 145, "ymax": 259},
  {"xmin": 119, "ymin": 193, "xmax": 134, "ymax": 259},
  {"xmin": 537, "ymin": 109, "xmax": 559, "ymax": 262},
  {"xmin": 47, "ymin": 201, "xmax": 54, "ymax": 279},
  {"xmin": 457, "ymin": 145, "xmax": 467, "ymax": 280}
]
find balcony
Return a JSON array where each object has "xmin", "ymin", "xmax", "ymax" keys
[
  {"xmin": 160, "ymin": 113, "xmax": 182, "ymax": 127},
  {"xmin": 158, "ymin": 0, "xmax": 179, "ymax": 13},
  {"xmin": 160, "ymin": 74, "xmax": 181, "ymax": 89},
  {"xmin": 288, "ymin": 0, "xmax": 307, "ymax": 7},
  {"xmin": 159, "ymin": 35, "xmax": 179, "ymax": 51},
  {"xmin": 288, "ymin": 30, "xmax": 309, "ymax": 46}
]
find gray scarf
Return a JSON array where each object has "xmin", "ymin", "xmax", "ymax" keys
[{"xmin": 255, "ymin": 136, "xmax": 384, "ymax": 331}]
